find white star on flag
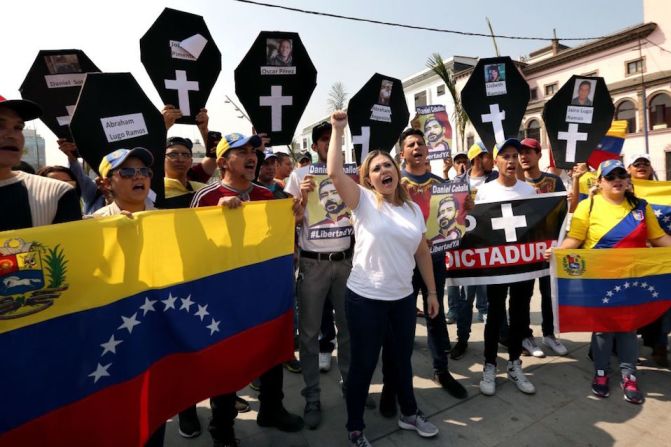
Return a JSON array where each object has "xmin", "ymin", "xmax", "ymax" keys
[
  {"xmin": 653, "ymin": 292, "xmax": 659, "ymax": 298},
  {"xmin": 624, "ymin": 282, "xmax": 630, "ymax": 288},
  {"xmin": 654, "ymin": 208, "xmax": 662, "ymax": 217},
  {"xmin": 118, "ymin": 312, "xmax": 141, "ymax": 334},
  {"xmin": 100, "ymin": 334, "xmax": 123, "ymax": 356},
  {"xmin": 602, "ymin": 298, "xmax": 610, "ymax": 304},
  {"xmin": 663, "ymin": 216, "xmax": 671, "ymax": 223},
  {"xmin": 162, "ymin": 293, "xmax": 178, "ymax": 311},
  {"xmin": 614, "ymin": 286, "xmax": 621, "ymax": 292},
  {"xmin": 607, "ymin": 291, "xmax": 613, "ymax": 297},
  {"xmin": 139, "ymin": 297, "xmax": 157, "ymax": 316},
  {"xmin": 633, "ymin": 281, "xmax": 639, "ymax": 287},
  {"xmin": 195, "ymin": 304, "xmax": 210, "ymax": 321},
  {"xmin": 641, "ymin": 282, "xmax": 648, "ymax": 288},
  {"xmin": 180, "ymin": 295, "xmax": 195, "ymax": 312},
  {"xmin": 207, "ymin": 318, "xmax": 220, "ymax": 335},
  {"xmin": 648, "ymin": 286, "xmax": 655, "ymax": 292},
  {"xmin": 89, "ymin": 363, "xmax": 112, "ymax": 383}
]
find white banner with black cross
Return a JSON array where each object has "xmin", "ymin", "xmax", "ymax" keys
[{"xmin": 445, "ymin": 192, "xmax": 568, "ymax": 286}]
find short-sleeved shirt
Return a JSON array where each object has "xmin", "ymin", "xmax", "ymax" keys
[
  {"xmin": 285, "ymin": 165, "xmax": 351, "ymax": 252},
  {"xmin": 191, "ymin": 181, "xmax": 274, "ymax": 208},
  {"xmin": 346, "ymin": 187, "xmax": 426, "ymax": 301},
  {"xmin": 525, "ymin": 172, "xmax": 566, "ymax": 194},
  {"xmin": 475, "ymin": 178, "xmax": 536, "ymax": 202},
  {"xmin": 0, "ymin": 171, "xmax": 81, "ymax": 231},
  {"xmin": 568, "ymin": 195, "xmax": 665, "ymax": 249}
]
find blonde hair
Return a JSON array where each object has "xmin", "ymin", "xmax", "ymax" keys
[{"xmin": 359, "ymin": 150, "xmax": 414, "ymax": 209}]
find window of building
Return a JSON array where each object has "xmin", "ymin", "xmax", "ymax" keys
[
  {"xmin": 626, "ymin": 58, "xmax": 645, "ymax": 76},
  {"xmin": 544, "ymin": 83, "xmax": 558, "ymax": 97},
  {"xmin": 526, "ymin": 119, "xmax": 541, "ymax": 141},
  {"xmin": 649, "ymin": 92, "xmax": 671, "ymax": 130},
  {"xmin": 615, "ymin": 100, "xmax": 637, "ymax": 133},
  {"xmin": 414, "ymin": 90, "xmax": 427, "ymax": 108},
  {"xmin": 466, "ymin": 134, "xmax": 474, "ymax": 149},
  {"xmin": 302, "ymin": 138, "xmax": 307, "ymax": 149},
  {"xmin": 530, "ymin": 88, "xmax": 538, "ymax": 100},
  {"xmin": 437, "ymin": 84, "xmax": 446, "ymax": 96}
]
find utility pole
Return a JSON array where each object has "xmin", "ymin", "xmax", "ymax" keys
[{"xmin": 486, "ymin": 17, "xmax": 500, "ymax": 57}]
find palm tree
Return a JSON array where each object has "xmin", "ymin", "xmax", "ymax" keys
[
  {"xmin": 426, "ymin": 53, "xmax": 470, "ymax": 151},
  {"xmin": 327, "ymin": 82, "xmax": 348, "ymax": 112}
]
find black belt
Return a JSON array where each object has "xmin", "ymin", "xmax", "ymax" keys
[{"xmin": 300, "ymin": 248, "xmax": 353, "ymax": 261}]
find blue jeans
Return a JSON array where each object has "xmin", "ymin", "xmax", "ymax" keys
[
  {"xmin": 412, "ymin": 257, "xmax": 450, "ymax": 372},
  {"xmin": 345, "ymin": 289, "xmax": 417, "ymax": 432},
  {"xmin": 454, "ymin": 285, "xmax": 487, "ymax": 342}
]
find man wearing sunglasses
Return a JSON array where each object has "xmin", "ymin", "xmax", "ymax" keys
[{"xmin": 92, "ymin": 147, "xmax": 155, "ymax": 217}]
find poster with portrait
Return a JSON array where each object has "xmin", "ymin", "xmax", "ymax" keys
[
  {"xmin": 305, "ymin": 163, "xmax": 358, "ymax": 240},
  {"xmin": 484, "ymin": 63, "xmax": 506, "ymax": 96},
  {"xmin": 265, "ymin": 38, "xmax": 295, "ymax": 71},
  {"xmin": 543, "ymin": 75, "xmax": 614, "ymax": 169},
  {"xmin": 426, "ymin": 180, "xmax": 470, "ymax": 254},
  {"xmin": 416, "ymin": 105, "xmax": 453, "ymax": 160}
]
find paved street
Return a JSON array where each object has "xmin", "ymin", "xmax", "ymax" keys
[{"xmin": 165, "ymin": 286, "xmax": 671, "ymax": 447}]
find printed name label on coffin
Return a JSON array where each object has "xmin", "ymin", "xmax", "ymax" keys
[
  {"xmin": 100, "ymin": 113, "xmax": 149, "ymax": 143},
  {"xmin": 44, "ymin": 73, "xmax": 87, "ymax": 89}
]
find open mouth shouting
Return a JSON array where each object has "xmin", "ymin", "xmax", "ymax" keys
[
  {"xmin": 0, "ymin": 145, "xmax": 20, "ymax": 153},
  {"xmin": 381, "ymin": 174, "xmax": 393, "ymax": 186},
  {"xmin": 132, "ymin": 182, "xmax": 146, "ymax": 192}
]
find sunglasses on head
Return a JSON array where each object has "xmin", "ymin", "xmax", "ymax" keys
[
  {"xmin": 113, "ymin": 167, "xmax": 153, "ymax": 179},
  {"xmin": 603, "ymin": 172, "xmax": 629, "ymax": 181},
  {"xmin": 632, "ymin": 160, "xmax": 650, "ymax": 168}
]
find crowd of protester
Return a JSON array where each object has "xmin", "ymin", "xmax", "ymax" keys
[{"xmin": 2, "ymin": 96, "xmax": 671, "ymax": 447}]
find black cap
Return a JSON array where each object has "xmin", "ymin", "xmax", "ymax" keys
[
  {"xmin": 311, "ymin": 121, "xmax": 332, "ymax": 144},
  {"xmin": 166, "ymin": 136, "xmax": 193, "ymax": 152},
  {"xmin": 0, "ymin": 95, "xmax": 42, "ymax": 121}
]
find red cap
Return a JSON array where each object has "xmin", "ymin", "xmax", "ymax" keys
[
  {"xmin": 0, "ymin": 95, "xmax": 42, "ymax": 121},
  {"xmin": 520, "ymin": 138, "xmax": 541, "ymax": 152}
]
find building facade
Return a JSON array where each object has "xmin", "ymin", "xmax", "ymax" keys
[{"xmin": 22, "ymin": 128, "xmax": 46, "ymax": 170}]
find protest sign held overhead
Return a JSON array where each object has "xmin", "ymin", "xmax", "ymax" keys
[
  {"xmin": 446, "ymin": 193, "xmax": 567, "ymax": 286},
  {"xmin": 425, "ymin": 180, "xmax": 469, "ymax": 254},
  {"xmin": 19, "ymin": 50, "xmax": 100, "ymax": 139},
  {"xmin": 304, "ymin": 163, "xmax": 358, "ymax": 241},
  {"xmin": 140, "ymin": 7, "xmax": 221, "ymax": 124},
  {"xmin": 348, "ymin": 73, "xmax": 409, "ymax": 164},
  {"xmin": 416, "ymin": 105, "xmax": 452, "ymax": 160},
  {"xmin": 460, "ymin": 57, "xmax": 529, "ymax": 151},
  {"xmin": 235, "ymin": 31, "xmax": 317, "ymax": 145},
  {"xmin": 543, "ymin": 75, "xmax": 614, "ymax": 169},
  {"xmin": 69, "ymin": 73, "xmax": 166, "ymax": 205}
]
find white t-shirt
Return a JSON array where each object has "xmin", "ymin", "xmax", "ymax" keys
[
  {"xmin": 346, "ymin": 187, "xmax": 426, "ymax": 301},
  {"xmin": 475, "ymin": 178, "xmax": 535, "ymax": 202},
  {"xmin": 285, "ymin": 165, "xmax": 351, "ymax": 252}
]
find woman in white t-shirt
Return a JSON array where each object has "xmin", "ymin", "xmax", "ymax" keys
[{"xmin": 325, "ymin": 111, "xmax": 439, "ymax": 446}]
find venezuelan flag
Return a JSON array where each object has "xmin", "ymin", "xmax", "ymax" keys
[
  {"xmin": 578, "ymin": 171, "xmax": 598, "ymax": 201},
  {"xmin": 633, "ymin": 178, "xmax": 671, "ymax": 235},
  {"xmin": 586, "ymin": 120, "xmax": 627, "ymax": 170},
  {"xmin": 553, "ymin": 248, "xmax": 671, "ymax": 332},
  {"xmin": 0, "ymin": 200, "xmax": 295, "ymax": 447}
]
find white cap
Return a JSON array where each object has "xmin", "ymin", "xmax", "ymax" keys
[{"xmin": 624, "ymin": 153, "xmax": 650, "ymax": 167}]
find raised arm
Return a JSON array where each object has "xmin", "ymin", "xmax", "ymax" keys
[{"xmin": 327, "ymin": 111, "xmax": 360, "ymax": 210}]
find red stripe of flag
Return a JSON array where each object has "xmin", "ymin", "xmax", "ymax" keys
[{"xmin": 559, "ymin": 301, "xmax": 671, "ymax": 333}]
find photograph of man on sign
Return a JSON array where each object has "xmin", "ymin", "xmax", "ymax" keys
[
  {"xmin": 266, "ymin": 38, "xmax": 294, "ymax": 67},
  {"xmin": 571, "ymin": 79, "xmax": 595, "ymax": 106}
]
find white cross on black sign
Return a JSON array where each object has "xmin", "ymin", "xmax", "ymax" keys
[
  {"xmin": 164, "ymin": 70, "xmax": 200, "ymax": 116},
  {"xmin": 259, "ymin": 85, "xmax": 293, "ymax": 132},
  {"xmin": 557, "ymin": 123, "xmax": 588, "ymax": 163},
  {"xmin": 481, "ymin": 104, "xmax": 506, "ymax": 144},
  {"xmin": 491, "ymin": 203, "xmax": 527, "ymax": 242},
  {"xmin": 352, "ymin": 126, "xmax": 371, "ymax": 161}
]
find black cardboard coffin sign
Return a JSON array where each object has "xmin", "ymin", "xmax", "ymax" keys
[
  {"xmin": 19, "ymin": 49, "xmax": 100, "ymax": 139},
  {"xmin": 543, "ymin": 75, "xmax": 614, "ymax": 169},
  {"xmin": 140, "ymin": 7, "xmax": 221, "ymax": 125},
  {"xmin": 69, "ymin": 73, "xmax": 166, "ymax": 204},
  {"xmin": 460, "ymin": 57, "xmax": 529, "ymax": 151},
  {"xmin": 235, "ymin": 31, "xmax": 317, "ymax": 145},
  {"xmin": 347, "ymin": 73, "xmax": 409, "ymax": 164}
]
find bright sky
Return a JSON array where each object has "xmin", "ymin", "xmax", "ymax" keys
[{"xmin": 2, "ymin": 0, "xmax": 642, "ymax": 165}]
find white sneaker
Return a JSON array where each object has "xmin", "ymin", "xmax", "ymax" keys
[
  {"xmin": 319, "ymin": 352, "xmax": 332, "ymax": 372},
  {"xmin": 522, "ymin": 337, "xmax": 546, "ymax": 358},
  {"xmin": 480, "ymin": 363, "xmax": 497, "ymax": 396},
  {"xmin": 507, "ymin": 359, "xmax": 536, "ymax": 394},
  {"xmin": 543, "ymin": 335, "xmax": 568, "ymax": 356}
]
